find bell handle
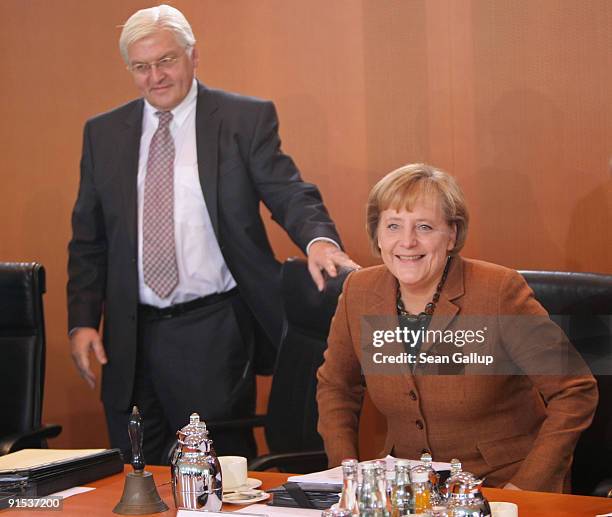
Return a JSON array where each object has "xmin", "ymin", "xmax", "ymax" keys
[{"xmin": 128, "ymin": 406, "xmax": 145, "ymax": 472}]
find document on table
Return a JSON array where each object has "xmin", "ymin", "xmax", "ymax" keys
[
  {"xmin": 237, "ymin": 504, "xmax": 322, "ymax": 516},
  {"xmin": 178, "ymin": 507, "xmax": 321, "ymax": 517},
  {"xmin": 176, "ymin": 505, "xmax": 268, "ymax": 517},
  {"xmin": 0, "ymin": 449, "xmax": 108, "ymax": 472},
  {"xmin": 287, "ymin": 455, "xmax": 451, "ymax": 484},
  {"xmin": 51, "ymin": 487, "xmax": 96, "ymax": 499}
]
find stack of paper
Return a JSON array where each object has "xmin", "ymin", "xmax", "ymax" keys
[
  {"xmin": 287, "ymin": 455, "xmax": 451, "ymax": 484},
  {"xmin": 177, "ymin": 506, "xmax": 322, "ymax": 516},
  {"xmin": 0, "ymin": 449, "xmax": 109, "ymax": 472}
]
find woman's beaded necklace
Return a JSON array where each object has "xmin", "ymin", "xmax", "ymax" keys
[{"xmin": 396, "ymin": 255, "xmax": 452, "ymax": 322}]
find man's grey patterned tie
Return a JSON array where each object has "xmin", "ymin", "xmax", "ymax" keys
[{"xmin": 143, "ymin": 111, "xmax": 178, "ymax": 298}]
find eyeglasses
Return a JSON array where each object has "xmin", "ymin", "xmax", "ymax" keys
[{"xmin": 128, "ymin": 55, "xmax": 181, "ymax": 75}]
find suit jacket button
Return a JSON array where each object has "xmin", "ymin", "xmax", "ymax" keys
[{"xmin": 416, "ymin": 420, "xmax": 424, "ymax": 430}]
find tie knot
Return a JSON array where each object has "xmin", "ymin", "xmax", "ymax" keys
[{"xmin": 156, "ymin": 111, "xmax": 173, "ymax": 127}]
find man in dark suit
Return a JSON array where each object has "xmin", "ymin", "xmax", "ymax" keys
[{"xmin": 68, "ymin": 4, "xmax": 357, "ymax": 464}]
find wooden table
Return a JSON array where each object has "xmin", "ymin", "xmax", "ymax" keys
[{"xmin": 2, "ymin": 466, "xmax": 611, "ymax": 516}]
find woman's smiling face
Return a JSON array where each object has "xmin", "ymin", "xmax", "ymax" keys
[{"xmin": 377, "ymin": 195, "xmax": 456, "ymax": 295}]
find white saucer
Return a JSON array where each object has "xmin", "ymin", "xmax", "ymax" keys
[
  {"xmin": 223, "ymin": 477, "xmax": 262, "ymax": 493},
  {"xmin": 223, "ymin": 489, "xmax": 270, "ymax": 505}
]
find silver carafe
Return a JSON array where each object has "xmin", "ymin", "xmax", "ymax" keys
[
  {"xmin": 171, "ymin": 413, "xmax": 223, "ymax": 511},
  {"xmin": 445, "ymin": 470, "xmax": 491, "ymax": 517}
]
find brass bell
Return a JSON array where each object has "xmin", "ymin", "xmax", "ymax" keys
[{"xmin": 113, "ymin": 407, "xmax": 169, "ymax": 515}]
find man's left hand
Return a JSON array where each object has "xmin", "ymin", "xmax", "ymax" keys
[{"xmin": 307, "ymin": 241, "xmax": 360, "ymax": 291}]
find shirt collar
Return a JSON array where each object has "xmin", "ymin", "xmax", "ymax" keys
[{"xmin": 143, "ymin": 78, "xmax": 198, "ymax": 128}]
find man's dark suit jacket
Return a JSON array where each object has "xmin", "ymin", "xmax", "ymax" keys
[{"xmin": 68, "ymin": 82, "xmax": 341, "ymax": 411}]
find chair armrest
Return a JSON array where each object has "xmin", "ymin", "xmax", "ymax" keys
[
  {"xmin": 248, "ymin": 449, "xmax": 328, "ymax": 472},
  {"xmin": 0, "ymin": 424, "xmax": 62, "ymax": 455},
  {"xmin": 206, "ymin": 415, "xmax": 266, "ymax": 432}
]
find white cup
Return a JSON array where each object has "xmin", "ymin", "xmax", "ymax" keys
[
  {"xmin": 218, "ymin": 455, "xmax": 248, "ymax": 490},
  {"xmin": 489, "ymin": 501, "xmax": 519, "ymax": 517}
]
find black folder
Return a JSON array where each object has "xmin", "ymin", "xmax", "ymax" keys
[
  {"xmin": 267, "ymin": 482, "xmax": 342, "ymax": 510},
  {"xmin": 0, "ymin": 449, "xmax": 123, "ymax": 509}
]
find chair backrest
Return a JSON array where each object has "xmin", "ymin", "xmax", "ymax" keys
[
  {"xmin": 0, "ymin": 263, "xmax": 47, "ymax": 438},
  {"xmin": 519, "ymin": 270, "xmax": 612, "ymax": 496},
  {"xmin": 265, "ymin": 258, "xmax": 352, "ymax": 466}
]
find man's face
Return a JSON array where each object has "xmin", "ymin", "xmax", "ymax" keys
[{"xmin": 127, "ymin": 29, "xmax": 198, "ymax": 111}]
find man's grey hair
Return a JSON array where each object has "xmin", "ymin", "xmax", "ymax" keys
[{"xmin": 119, "ymin": 4, "xmax": 196, "ymax": 64}]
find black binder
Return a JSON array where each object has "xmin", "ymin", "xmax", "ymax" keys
[
  {"xmin": 267, "ymin": 482, "xmax": 342, "ymax": 510},
  {"xmin": 0, "ymin": 449, "xmax": 123, "ymax": 509}
]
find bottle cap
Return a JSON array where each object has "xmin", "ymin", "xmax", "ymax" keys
[
  {"xmin": 412, "ymin": 470, "xmax": 429, "ymax": 483},
  {"xmin": 420, "ymin": 452, "xmax": 433, "ymax": 464},
  {"xmin": 450, "ymin": 458, "xmax": 462, "ymax": 472}
]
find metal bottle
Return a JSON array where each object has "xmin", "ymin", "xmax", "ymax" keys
[
  {"xmin": 170, "ymin": 413, "xmax": 222, "ymax": 511},
  {"xmin": 390, "ymin": 459, "xmax": 413, "ymax": 516},
  {"xmin": 411, "ymin": 465, "xmax": 433, "ymax": 514},
  {"xmin": 374, "ymin": 460, "xmax": 393, "ymax": 516},
  {"xmin": 444, "ymin": 470, "xmax": 491, "ymax": 517},
  {"xmin": 338, "ymin": 458, "xmax": 359, "ymax": 515},
  {"xmin": 441, "ymin": 458, "xmax": 463, "ymax": 499},
  {"xmin": 358, "ymin": 462, "xmax": 386, "ymax": 517}
]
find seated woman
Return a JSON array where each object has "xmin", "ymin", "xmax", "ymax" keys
[{"xmin": 316, "ymin": 163, "xmax": 597, "ymax": 493}]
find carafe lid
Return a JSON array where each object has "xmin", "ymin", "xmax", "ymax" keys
[
  {"xmin": 177, "ymin": 413, "xmax": 211, "ymax": 449},
  {"xmin": 446, "ymin": 470, "xmax": 485, "ymax": 496}
]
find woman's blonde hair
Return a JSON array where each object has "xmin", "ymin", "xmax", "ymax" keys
[{"xmin": 366, "ymin": 163, "xmax": 469, "ymax": 256}]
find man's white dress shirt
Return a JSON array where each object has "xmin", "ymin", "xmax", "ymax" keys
[{"xmin": 138, "ymin": 80, "xmax": 237, "ymax": 307}]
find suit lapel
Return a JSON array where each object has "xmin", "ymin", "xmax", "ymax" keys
[
  {"xmin": 195, "ymin": 82, "xmax": 221, "ymax": 239},
  {"xmin": 367, "ymin": 267, "xmax": 398, "ymax": 314},
  {"xmin": 120, "ymin": 100, "xmax": 144, "ymax": 254},
  {"xmin": 361, "ymin": 268, "xmax": 404, "ymax": 375}
]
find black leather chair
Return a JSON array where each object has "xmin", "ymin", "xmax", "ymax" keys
[
  {"xmin": 519, "ymin": 270, "xmax": 612, "ymax": 497},
  {"xmin": 0, "ymin": 263, "xmax": 61, "ymax": 455},
  {"xmin": 205, "ymin": 258, "xmax": 353, "ymax": 472}
]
